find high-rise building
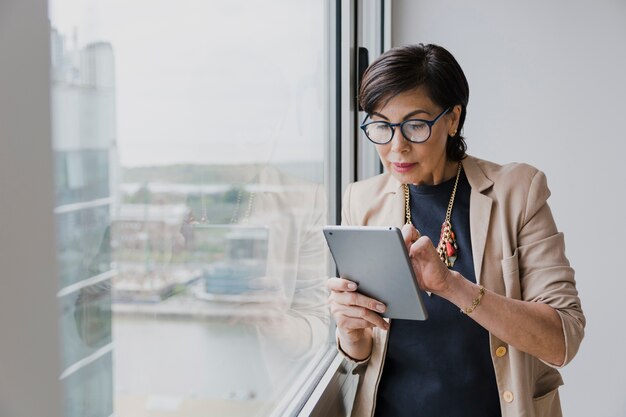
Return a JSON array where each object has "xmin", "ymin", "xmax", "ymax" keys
[{"xmin": 51, "ymin": 27, "xmax": 116, "ymax": 417}]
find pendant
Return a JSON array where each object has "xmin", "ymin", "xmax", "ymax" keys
[{"xmin": 437, "ymin": 221, "xmax": 458, "ymax": 268}]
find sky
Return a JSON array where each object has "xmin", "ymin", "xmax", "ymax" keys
[{"xmin": 49, "ymin": 0, "xmax": 328, "ymax": 167}]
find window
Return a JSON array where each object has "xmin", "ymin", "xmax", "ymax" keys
[{"xmin": 49, "ymin": 1, "xmax": 335, "ymax": 415}]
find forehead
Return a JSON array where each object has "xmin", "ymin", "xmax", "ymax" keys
[{"xmin": 374, "ymin": 86, "xmax": 437, "ymax": 117}]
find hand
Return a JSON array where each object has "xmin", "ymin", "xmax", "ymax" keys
[
  {"xmin": 401, "ymin": 223, "xmax": 455, "ymax": 296},
  {"xmin": 326, "ymin": 277, "xmax": 389, "ymax": 343}
]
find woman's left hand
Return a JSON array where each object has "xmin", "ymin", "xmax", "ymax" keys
[{"xmin": 401, "ymin": 223, "xmax": 456, "ymax": 296}]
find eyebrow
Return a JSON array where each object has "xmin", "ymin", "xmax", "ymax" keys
[{"xmin": 371, "ymin": 109, "xmax": 432, "ymax": 121}]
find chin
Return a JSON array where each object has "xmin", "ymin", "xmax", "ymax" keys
[{"xmin": 388, "ymin": 170, "xmax": 416, "ymax": 184}]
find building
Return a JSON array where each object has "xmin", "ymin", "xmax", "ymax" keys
[{"xmin": 51, "ymin": 27, "xmax": 116, "ymax": 417}]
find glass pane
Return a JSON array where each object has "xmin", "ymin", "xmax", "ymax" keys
[
  {"xmin": 56, "ymin": 205, "xmax": 112, "ymax": 288},
  {"xmin": 50, "ymin": 1, "xmax": 332, "ymax": 416}
]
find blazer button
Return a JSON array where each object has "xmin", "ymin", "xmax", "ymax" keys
[
  {"xmin": 503, "ymin": 391, "xmax": 514, "ymax": 403},
  {"xmin": 496, "ymin": 346, "xmax": 508, "ymax": 357}
]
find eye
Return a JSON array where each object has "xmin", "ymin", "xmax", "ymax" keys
[
  {"xmin": 365, "ymin": 122, "xmax": 391, "ymax": 135},
  {"xmin": 404, "ymin": 121, "xmax": 428, "ymax": 132}
]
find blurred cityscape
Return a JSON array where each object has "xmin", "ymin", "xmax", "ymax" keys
[
  {"xmin": 52, "ymin": 26, "xmax": 323, "ymax": 310},
  {"xmin": 51, "ymin": 27, "xmax": 324, "ymax": 417}
]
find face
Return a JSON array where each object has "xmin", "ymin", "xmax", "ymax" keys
[{"xmin": 370, "ymin": 86, "xmax": 461, "ymax": 185}]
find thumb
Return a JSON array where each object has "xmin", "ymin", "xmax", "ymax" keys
[{"xmin": 401, "ymin": 223, "xmax": 420, "ymax": 250}]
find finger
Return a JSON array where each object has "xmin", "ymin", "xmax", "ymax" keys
[
  {"xmin": 326, "ymin": 277, "xmax": 358, "ymax": 292},
  {"xmin": 334, "ymin": 304, "xmax": 389, "ymax": 329},
  {"xmin": 330, "ymin": 290, "xmax": 386, "ymax": 313},
  {"xmin": 401, "ymin": 223, "xmax": 421, "ymax": 250},
  {"xmin": 409, "ymin": 235, "xmax": 437, "ymax": 259},
  {"xmin": 335, "ymin": 316, "xmax": 375, "ymax": 331}
]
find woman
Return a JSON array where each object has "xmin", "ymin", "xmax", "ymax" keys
[{"xmin": 327, "ymin": 44, "xmax": 585, "ymax": 417}]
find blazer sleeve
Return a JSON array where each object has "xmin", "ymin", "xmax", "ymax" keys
[
  {"xmin": 517, "ymin": 169, "xmax": 586, "ymax": 368},
  {"xmin": 335, "ymin": 182, "xmax": 375, "ymax": 366}
]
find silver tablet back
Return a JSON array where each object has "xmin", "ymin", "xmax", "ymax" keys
[{"xmin": 323, "ymin": 226, "xmax": 428, "ymax": 321}]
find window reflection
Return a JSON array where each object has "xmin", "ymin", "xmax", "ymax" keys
[{"xmin": 51, "ymin": 1, "xmax": 331, "ymax": 415}]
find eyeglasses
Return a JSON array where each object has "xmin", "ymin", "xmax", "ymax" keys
[{"xmin": 360, "ymin": 107, "xmax": 451, "ymax": 145}]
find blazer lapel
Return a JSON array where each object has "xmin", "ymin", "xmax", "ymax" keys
[
  {"xmin": 380, "ymin": 173, "xmax": 406, "ymax": 229},
  {"xmin": 389, "ymin": 186, "xmax": 406, "ymax": 229},
  {"xmin": 463, "ymin": 156, "xmax": 494, "ymax": 286}
]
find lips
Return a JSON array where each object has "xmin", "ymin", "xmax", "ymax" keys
[{"xmin": 392, "ymin": 162, "xmax": 416, "ymax": 173}]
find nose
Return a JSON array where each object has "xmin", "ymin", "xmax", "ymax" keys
[{"xmin": 389, "ymin": 125, "xmax": 410, "ymax": 153}]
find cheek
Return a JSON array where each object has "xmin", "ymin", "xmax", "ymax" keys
[
  {"xmin": 416, "ymin": 132, "xmax": 448, "ymax": 158},
  {"xmin": 375, "ymin": 145, "xmax": 391, "ymax": 164},
  {"xmin": 431, "ymin": 126, "xmax": 451, "ymax": 147}
]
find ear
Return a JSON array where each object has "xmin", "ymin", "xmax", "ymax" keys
[{"xmin": 449, "ymin": 104, "xmax": 462, "ymax": 132}]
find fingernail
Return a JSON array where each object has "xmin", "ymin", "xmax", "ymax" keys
[
  {"xmin": 347, "ymin": 283, "xmax": 357, "ymax": 290},
  {"xmin": 376, "ymin": 303, "xmax": 386, "ymax": 313}
]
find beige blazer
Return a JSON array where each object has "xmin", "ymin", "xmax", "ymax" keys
[{"xmin": 338, "ymin": 155, "xmax": 585, "ymax": 417}]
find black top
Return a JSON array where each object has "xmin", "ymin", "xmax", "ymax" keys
[{"xmin": 374, "ymin": 168, "xmax": 501, "ymax": 417}]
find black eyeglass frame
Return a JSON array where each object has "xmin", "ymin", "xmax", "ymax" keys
[{"xmin": 360, "ymin": 107, "xmax": 451, "ymax": 145}]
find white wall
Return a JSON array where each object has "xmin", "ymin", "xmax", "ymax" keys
[{"xmin": 392, "ymin": 1, "xmax": 626, "ymax": 416}]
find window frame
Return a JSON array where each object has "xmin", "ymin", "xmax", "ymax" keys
[{"xmin": 298, "ymin": 1, "xmax": 390, "ymax": 415}]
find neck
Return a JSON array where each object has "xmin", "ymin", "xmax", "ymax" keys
[{"xmin": 412, "ymin": 160, "xmax": 459, "ymax": 186}]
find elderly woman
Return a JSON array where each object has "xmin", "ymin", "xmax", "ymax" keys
[{"xmin": 327, "ymin": 44, "xmax": 585, "ymax": 417}]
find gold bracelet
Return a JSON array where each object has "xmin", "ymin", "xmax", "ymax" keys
[{"xmin": 461, "ymin": 285, "xmax": 485, "ymax": 314}]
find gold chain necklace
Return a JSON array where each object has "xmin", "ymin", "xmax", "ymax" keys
[
  {"xmin": 229, "ymin": 188, "xmax": 255, "ymax": 224},
  {"xmin": 404, "ymin": 162, "xmax": 462, "ymax": 268}
]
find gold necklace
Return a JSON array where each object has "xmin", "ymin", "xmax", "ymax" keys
[{"xmin": 404, "ymin": 162, "xmax": 462, "ymax": 268}]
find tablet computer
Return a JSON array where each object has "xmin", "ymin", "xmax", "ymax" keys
[{"xmin": 323, "ymin": 225, "xmax": 428, "ymax": 321}]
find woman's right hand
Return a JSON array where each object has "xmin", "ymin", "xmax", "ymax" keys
[{"xmin": 326, "ymin": 277, "xmax": 389, "ymax": 346}]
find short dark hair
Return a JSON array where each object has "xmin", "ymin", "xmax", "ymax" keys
[{"xmin": 359, "ymin": 44, "xmax": 470, "ymax": 161}]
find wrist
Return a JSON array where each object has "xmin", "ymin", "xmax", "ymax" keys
[
  {"xmin": 436, "ymin": 269, "xmax": 464, "ymax": 300},
  {"xmin": 338, "ymin": 328, "xmax": 373, "ymax": 361},
  {"xmin": 437, "ymin": 270, "xmax": 479, "ymax": 307},
  {"xmin": 438, "ymin": 272, "xmax": 484, "ymax": 313}
]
